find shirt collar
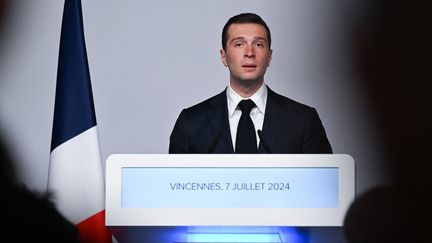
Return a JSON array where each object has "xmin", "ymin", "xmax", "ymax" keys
[{"xmin": 227, "ymin": 83, "xmax": 267, "ymax": 117}]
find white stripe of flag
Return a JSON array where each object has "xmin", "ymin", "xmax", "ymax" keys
[{"xmin": 49, "ymin": 127, "xmax": 104, "ymax": 224}]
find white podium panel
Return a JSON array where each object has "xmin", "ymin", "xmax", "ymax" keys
[{"xmin": 106, "ymin": 154, "xmax": 355, "ymax": 227}]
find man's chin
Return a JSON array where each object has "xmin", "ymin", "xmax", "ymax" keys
[
  {"xmin": 241, "ymin": 77, "xmax": 264, "ymax": 84},
  {"xmin": 232, "ymin": 78, "xmax": 264, "ymax": 87}
]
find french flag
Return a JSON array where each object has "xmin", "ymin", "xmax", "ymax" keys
[{"xmin": 47, "ymin": 0, "xmax": 112, "ymax": 242}]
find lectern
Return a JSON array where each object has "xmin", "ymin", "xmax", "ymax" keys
[{"xmin": 106, "ymin": 154, "xmax": 354, "ymax": 243}]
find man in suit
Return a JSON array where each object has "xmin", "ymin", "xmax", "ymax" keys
[{"xmin": 170, "ymin": 13, "xmax": 332, "ymax": 154}]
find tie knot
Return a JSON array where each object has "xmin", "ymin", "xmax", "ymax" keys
[{"xmin": 238, "ymin": 99, "xmax": 256, "ymax": 114}]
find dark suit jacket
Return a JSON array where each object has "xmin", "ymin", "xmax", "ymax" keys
[{"xmin": 169, "ymin": 86, "xmax": 332, "ymax": 153}]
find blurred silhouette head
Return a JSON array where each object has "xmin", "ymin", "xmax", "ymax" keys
[
  {"xmin": 351, "ymin": 0, "xmax": 430, "ymax": 189},
  {"xmin": 344, "ymin": 1, "xmax": 430, "ymax": 242},
  {"xmin": 1, "ymin": 133, "xmax": 79, "ymax": 242},
  {"xmin": 343, "ymin": 186, "xmax": 420, "ymax": 243}
]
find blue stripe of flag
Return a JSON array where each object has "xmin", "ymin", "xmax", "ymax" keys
[{"xmin": 51, "ymin": 0, "xmax": 96, "ymax": 152}]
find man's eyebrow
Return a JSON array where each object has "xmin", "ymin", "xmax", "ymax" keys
[
  {"xmin": 229, "ymin": 37, "xmax": 268, "ymax": 43},
  {"xmin": 254, "ymin": 37, "xmax": 268, "ymax": 42},
  {"xmin": 230, "ymin": 37, "xmax": 246, "ymax": 43}
]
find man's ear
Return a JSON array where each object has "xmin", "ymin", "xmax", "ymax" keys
[
  {"xmin": 220, "ymin": 49, "xmax": 228, "ymax": 67},
  {"xmin": 267, "ymin": 48, "xmax": 273, "ymax": 67}
]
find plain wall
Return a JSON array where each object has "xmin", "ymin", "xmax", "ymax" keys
[{"xmin": 0, "ymin": 0, "xmax": 388, "ymax": 194}]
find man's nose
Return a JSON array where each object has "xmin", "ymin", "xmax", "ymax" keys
[{"xmin": 244, "ymin": 44, "xmax": 255, "ymax": 58}]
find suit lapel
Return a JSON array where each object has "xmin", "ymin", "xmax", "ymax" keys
[
  {"xmin": 206, "ymin": 90, "xmax": 234, "ymax": 153},
  {"xmin": 258, "ymin": 87, "xmax": 290, "ymax": 153},
  {"xmin": 205, "ymin": 87, "xmax": 290, "ymax": 153}
]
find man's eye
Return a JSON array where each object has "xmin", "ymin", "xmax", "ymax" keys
[
  {"xmin": 256, "ymin": 42, "xmax": 264, "ymax": 47},
  {"xmin": 234, "ymin": 42, "xmax": 243, "ymax": 47}
]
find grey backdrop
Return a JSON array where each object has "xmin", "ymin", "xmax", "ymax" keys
[{"xmin": 0, "ymin": 0, "xmax": 388, "ymax": 195}]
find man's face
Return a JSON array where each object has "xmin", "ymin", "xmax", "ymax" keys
[{"xmin": 221, "ymin": 23, "xmax": 272, "ymax": 86}]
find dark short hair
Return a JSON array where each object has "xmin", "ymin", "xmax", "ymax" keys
[{"xmin": 222, "ymin": 13, "xmax": 271, "ymax": 51}]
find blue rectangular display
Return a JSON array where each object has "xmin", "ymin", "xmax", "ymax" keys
[{"xmin": 121, "ymin": 167, "xmax": 338, "ymax": 208}]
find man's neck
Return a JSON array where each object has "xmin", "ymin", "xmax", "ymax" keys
[{"xmin": 229, "ymin": 80, "xmax": 264, "ymax": 98}]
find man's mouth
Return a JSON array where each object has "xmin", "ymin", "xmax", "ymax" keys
[{"xmin": 242, "ymin": 64, "xmax": 257, "ymax": 69}]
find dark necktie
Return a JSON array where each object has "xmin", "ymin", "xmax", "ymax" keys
[{"xmin": 235, "ymin": 99, "xmax": 257, "ymax": 153}]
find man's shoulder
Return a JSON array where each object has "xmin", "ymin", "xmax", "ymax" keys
[
  {"xmin": 182, "ymin": 89, "xmax": 226, "ymax": 113},
  {"xmin": 267, "ymin": 87, "xmax": 315, "ymax": 113}
]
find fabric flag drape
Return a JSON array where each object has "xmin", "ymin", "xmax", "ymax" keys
[{"xmin": 47, "ymin": 0, "xmax": 112, "ymax": 242}]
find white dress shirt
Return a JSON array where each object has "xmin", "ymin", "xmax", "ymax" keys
[{"xmin": 227, "ymin": 83, "xmax": 267, "ymax": 150}]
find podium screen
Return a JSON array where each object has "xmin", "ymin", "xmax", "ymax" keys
[{"xmin": 121, "ymin": 167, "xmax": 338, "ymax": 208}]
